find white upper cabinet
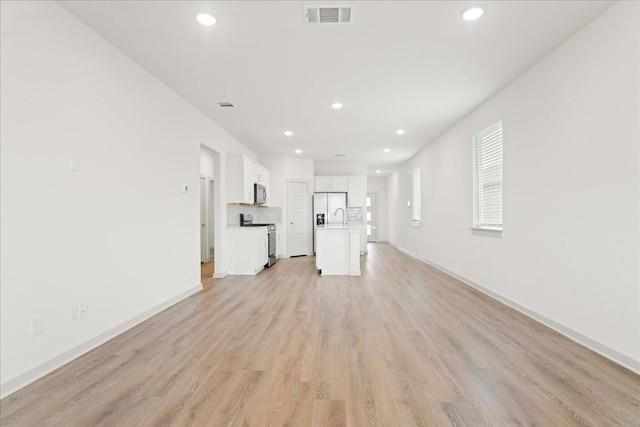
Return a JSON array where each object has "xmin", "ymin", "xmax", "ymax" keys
[
  {"xmin": 315, "ymin": 176, "xmax": 331, "ymax": 192},
  {"xmin": 332, "ymin": 176, "xmax": 348, "ymax": 192},
  {"xmin": 315, "ymin": 176, "xmax": 348, "ymax": 192},
  {"xmin": 314, "ymin": 175, "xmax": 365, "ymax": 207},
  {"xmin": 254, "ymin": 164, "xmax": 268, "ymax": 186},
  {"xmin": 242, "ymin": 157, "xmax": 255, "ymax": 203},
  {"xmin": 227, "ymin": 154, "xmax": 270, "ymax": 204},
  {"xmin": 255, "ymin": 165, "xmax": 270, "ymax": 204}
]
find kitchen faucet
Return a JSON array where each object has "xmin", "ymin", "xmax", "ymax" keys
[{"xmin": 334, "ymin": 207, "xmax": 345, "ymax": 225}]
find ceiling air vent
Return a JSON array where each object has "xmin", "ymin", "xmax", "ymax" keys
[
  {"xmin": 217, "ymin": 102, "xmax": 234, "ymax": 108},
  {"xmin": 304, "ymin": 5, "xmax": 354, "ymax": 24}
]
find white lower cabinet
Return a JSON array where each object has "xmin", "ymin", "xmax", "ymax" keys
[
  {"xmin": 315, "ymin": 226, "xmax": 362, "ymax": 276},
  {"xmin": 227, "ymin": 227, "xmax": 269, "ymax": 275}
]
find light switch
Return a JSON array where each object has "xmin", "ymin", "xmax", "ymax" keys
[
  {"xmin": 69, "ymin": 155, "xmax": 81, "ymax": 172},
  {"xmin": 181, "ymin": 184, "xmax": 189, "ymax": 193}
]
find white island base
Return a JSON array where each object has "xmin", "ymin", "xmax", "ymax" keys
[{"xmin": 315, "ymin": 226, "xmax": 361, "ymax": 276}]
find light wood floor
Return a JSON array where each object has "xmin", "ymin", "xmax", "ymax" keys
[
  {"xmin": 201, "ymin": 249, "xmax": 214, "ymax": 284},
  {"xmin": 2, "ymin": 243, "xmax": 639, "ymax": 426}
]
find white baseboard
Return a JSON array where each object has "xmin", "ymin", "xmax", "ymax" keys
[
  {"xmin": 213, "ymin": 269, "xmax": 228, "ymax": 279},
  {"xmin": 0, "ymin": 284, "xmax": 202, "ymax": 399},
  {"xmin": 392, "ymin": 244, "xmax": 640, "ymax": 375}
]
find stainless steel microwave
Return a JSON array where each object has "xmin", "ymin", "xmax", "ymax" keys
[{"xmin": 254, "ymin": 183, "xmax": 267, "ymax": 205}]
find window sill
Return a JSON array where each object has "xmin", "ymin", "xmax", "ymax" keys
[{"xmin": 471, "ymin": 226, "xmax": 503, "ymax": 238}]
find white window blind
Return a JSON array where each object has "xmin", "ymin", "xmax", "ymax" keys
[
  {"xmin": 411, "ymin": 167, "xmax": 421, "ymax": 223},
  {"xmin": 473, "ymin": 121, "xmax": 503, "ymax": 229}
]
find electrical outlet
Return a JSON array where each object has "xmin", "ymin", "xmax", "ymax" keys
[
  {"xmin": 489, "ymin": 265, "xmax": 495, "ymax": 276},
  {"xmin": 30, "ymin": 314, "xmax": 43, "ymax": 336},
  {"xmin": 79, "ymin": 301, "xmax": 87, "ymax": 316},
  {"xmin": 70, "ymin": 304, "xmax": 79, "ymax": 321}
]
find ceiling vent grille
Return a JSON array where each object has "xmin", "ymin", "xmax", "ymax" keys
[
  {"xmin": 304, "ymin": 5, "xmax": 354, "ymax": 24},
  {"xmin": 217, "ymin": 102, "xmax": 235, "ymax": 108}
]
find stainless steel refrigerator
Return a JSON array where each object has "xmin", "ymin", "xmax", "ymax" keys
[{"xmin": 313, "ymin": 192, "xmax": 347, "ymax": 253}]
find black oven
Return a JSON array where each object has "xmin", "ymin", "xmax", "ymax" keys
[{"xmin": 266, "ymin": 225, "xmax": 276, "ymax": 267}]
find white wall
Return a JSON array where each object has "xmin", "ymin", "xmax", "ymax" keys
[
  {"xmin": 0, "ymin": 1, "xmax": 255, "ymax": 396},
  {"xmin": 285, "ymin": 156, "xmax": 315, "ymax": 184},
  {"xmin": 388, "ymin": 2, "xmax": 639, "ymax": 372},
  {"xmin": 366, "ymin": 177, "xmax": 389, "ymax": 242},
  {"xmin": 314, "ymin": 162, "xmax": 367, "ymax": 177}
]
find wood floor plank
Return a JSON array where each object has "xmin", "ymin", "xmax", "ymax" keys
[{"xmin": 2, "ymin": 243, "xmax": 639, "ymax": 426}]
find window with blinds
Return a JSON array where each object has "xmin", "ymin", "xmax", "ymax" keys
[
  {"xmin": 411, "ymin": 167, "xmax": 421, "ymax": 223},
  {"xmin": 472, "ymin": 121, "xmax": 503, "ymax": 230}
]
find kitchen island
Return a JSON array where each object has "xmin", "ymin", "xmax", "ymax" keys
[{"xmin": 315, "ymin": 225, "xmax": 362, "ymax": 276}]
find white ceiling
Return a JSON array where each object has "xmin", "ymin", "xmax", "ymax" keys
[{"xmin": 60, "ymin": 1, "xmax": 612, "ymax": 176}]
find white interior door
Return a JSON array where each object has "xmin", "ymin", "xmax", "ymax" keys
[
  {"xmin": 367, "ymin": 193, "xmax": 377, "ymax": 242},
  {"xmin": 287, "ymin": 180, "xmax": 309, "ymax": 256},
  {"xmin": 200, "ymin": 177, "xmax": 208, "ymax": 262},
  {"xmin": 207, "ymin": 179, "xmax": 215, "ymax": 257},
  {"xmin": 208, "ymin": 178, "xmax": 215, "ymax": 254}
]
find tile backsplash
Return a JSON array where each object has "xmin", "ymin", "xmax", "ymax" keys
[
  {"xmin": 347, "ymin": 207, "xmax": 363, "ymax": 223},
  {"xmin": 227, "ymin": 204, "xmax": 359, "ymax": 226},
  {"xmin": 227, "ymin": 204, "xmax": 282, "ymax": 226}
]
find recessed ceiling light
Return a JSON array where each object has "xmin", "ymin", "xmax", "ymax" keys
[
  {"xmin": 295, "ymin": 149, "xmax": 302, "ymax": 154},
  {"xmin": 196, "ymin": 13, "xmax": 216, "ymax": 26},
  {"xmin": 461, "ymin": 7, "xmax": 484, "ymax": 21},
  {"xmin": 396, "ymin": 129, "xmax": 405, "ymax": 135},
  {"xmin": 376, "ymin": 170, "xmax": 381, "ymax": 174},
  {"xmin": 284, "ymin": 130, "xmax": 293, "ymax": 137},
  {"xmin": 383, "ymin": 148, "xmax": 390, "ymax": 153},
  {"xmin": 330, "ymin": 102, "xmax": 343, "ymax": 110}
]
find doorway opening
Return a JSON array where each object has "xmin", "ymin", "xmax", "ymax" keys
[{"xmin": 200, "ymin": 146, "xmax": 219, "ymax": 285}]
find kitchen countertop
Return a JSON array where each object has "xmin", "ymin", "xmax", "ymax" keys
[
  {"xmin": 316, "ymin": 224, "xmax": 365, "ymax": 229},
  {"xmin": 227, "ymin": 224, "xmax": 278, "ymax": 228}
]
